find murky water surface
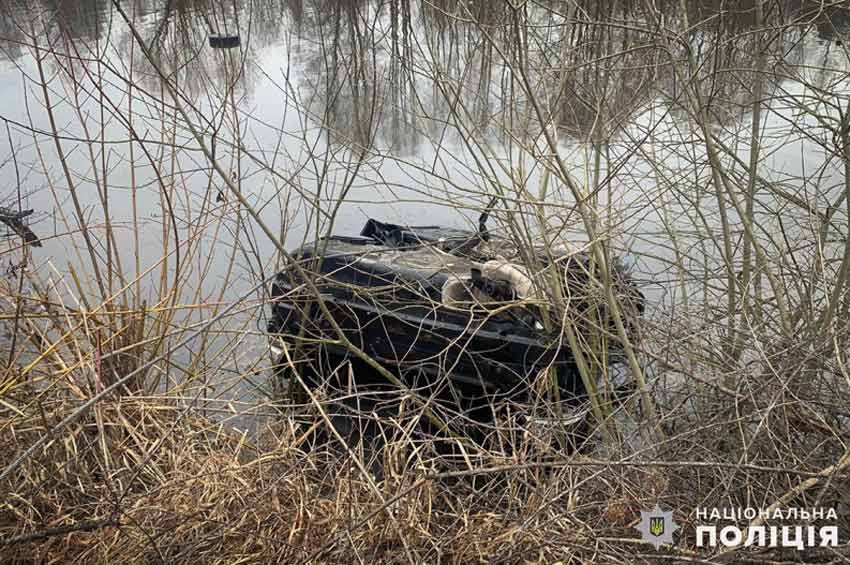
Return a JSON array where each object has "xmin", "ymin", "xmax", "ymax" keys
[{"xmin": 1, "ymin": 0, "xmax": 848, "ymax": 411}]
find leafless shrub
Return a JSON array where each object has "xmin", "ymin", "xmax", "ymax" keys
[{"xmin": 0, "ymin": 0, "xmax": 849, "ymax": 562}]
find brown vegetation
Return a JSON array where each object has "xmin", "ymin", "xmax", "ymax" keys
[{"xmin": 1, "ymin": 0, "xmax": 850, "ymax": 562}]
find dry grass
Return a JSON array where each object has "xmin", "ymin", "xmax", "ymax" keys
[
  {"xmin": 0, "ymin": 278, "xmax": 847, "ymax": 563},
  {"xmin": 0, "ymin": 388, "xmax": 665, "ymax": 563},
  {"xmin": 2, "ymin": 0, "xmax": 850, "ymax": 563}
]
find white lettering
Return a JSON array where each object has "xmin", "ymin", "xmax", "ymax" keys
[
  {"xmin": 744, "ymin": 526, "xmax": 766, "ymax": 547},
  {"xmin": 769, "ymin": 526, "xmax": 779, "ymax": 547},
  {"xmin": 820, "ymin": 526, "xmax": 838, "ymax": 547},
  {"xmin": 719, "ymin": 526, "xmax": 743, "ymax": 547},
  {"xmin": 781, "ymin": 526, "xmax": 804, "ymax": 550},
  {"xmin": 696, "ymin": 526, "xmax": 717, "ymax": 547}
]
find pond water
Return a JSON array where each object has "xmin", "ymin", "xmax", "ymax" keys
[{"xmin": 1, "ymin": 0, "xmax": 848, "ymax": 415}]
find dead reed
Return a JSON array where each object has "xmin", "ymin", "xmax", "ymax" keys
[{"xmin": 1, "ymin": 0, "xmax": 850, "ymax": 563}]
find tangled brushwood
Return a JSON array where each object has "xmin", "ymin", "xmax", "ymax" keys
[
  {"xmin": 0, "ymin": 263, "xmax": 848, "ymax": 564},
  {"xmin": 3, "ymin": 0, "xmax": 850, "ymax": 562}
]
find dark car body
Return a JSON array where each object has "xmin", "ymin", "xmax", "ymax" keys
[{"xmin": 267, "ymin": 219, "xmax": 643, "ymax": 440}]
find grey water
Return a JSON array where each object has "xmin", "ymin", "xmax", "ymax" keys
[{"xmin": 0, "ymin": 0, "xmax": 848, "ymax": 417}]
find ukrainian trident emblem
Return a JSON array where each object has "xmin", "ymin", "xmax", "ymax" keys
[
  {"xmin": 636, "ymin": 505, "xmax": 680, "ymax": 549},
  {"xmin": 650, "ymin": 516, "xmax": 665, "ymax": 536}
]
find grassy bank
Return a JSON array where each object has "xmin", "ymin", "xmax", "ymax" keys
[
  {"xmin": 2, "ymin": 0, "xmax": 850, "ymax": 562},
  {"xmin": 0, "ymin": 259, "xmax": 847, "ymax": 562}
]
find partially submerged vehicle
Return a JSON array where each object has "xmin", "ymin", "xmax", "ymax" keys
[{"xmin": 267, "ymin": 211, "xmax": 644, "ymax": 444}]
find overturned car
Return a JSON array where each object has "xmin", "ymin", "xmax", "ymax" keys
[{"xmin": 267, "ymin": 213, "xmax": 644, "ymax": 446}]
